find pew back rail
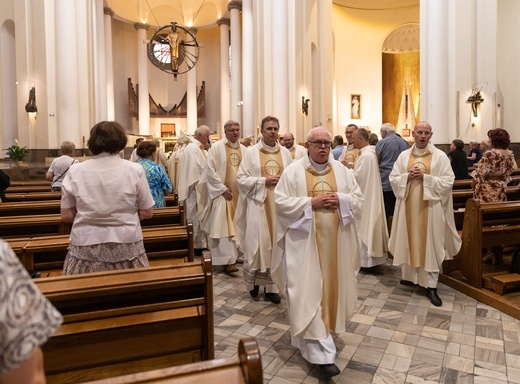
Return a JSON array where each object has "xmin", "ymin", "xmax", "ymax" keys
[{"xmin": 38, "ymin": 257, "xmax": 214, "ymax": 383}]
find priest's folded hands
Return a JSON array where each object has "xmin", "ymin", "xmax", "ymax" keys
[{"xmin": 311, "ymin": 192, "xmax": 339, "ymax": 209}]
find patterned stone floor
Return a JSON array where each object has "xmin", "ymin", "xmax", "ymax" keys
[{"xmin": 211, "ymin": 261, "xmax": 520, "ymax": 384}]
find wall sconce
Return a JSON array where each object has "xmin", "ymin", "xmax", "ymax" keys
[
  {"xmin": 25, "ymin": 86, "xmax": 37, "ymax": 117},
  {"xmin": 302, "ymin": 96, "xmax": 310, "ymax": 115},
  {"xmin": 467, "ymin": 87, "xmax": 484, "ymax": 117}
]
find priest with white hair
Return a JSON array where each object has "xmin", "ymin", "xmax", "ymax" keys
[{"xmin": 273, "ymin": 126, "xmax": 363, "ymax": 378}]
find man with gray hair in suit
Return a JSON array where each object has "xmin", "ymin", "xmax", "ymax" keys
[{"xmin": 376, "ymin": 123, "xmax": 409, "ymax": 219}]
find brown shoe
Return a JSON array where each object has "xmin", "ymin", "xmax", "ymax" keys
[{"xmin": 224, "ymin": 264, "xmax": 239, "ymax": 274}]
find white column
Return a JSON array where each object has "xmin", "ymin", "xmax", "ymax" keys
[
  {"xmin": 55, "ymin": 0, "xmax": 81, "ymax": 145},
  {"xmin": 474, "ymin": 0, "xmax": 498, "ymax": 133},
  {"xmin": 229, "ymin": 2, "xmax": 242, "ymax": 126},
  {"xmin": 93, "ymin": 0, "xmax": 107, "ymax": 122},
  {"xmin": 187, "ymin": 28, "xmax": 198, "ymax": 134},
  {"xmin": 421, "ymin": 0, "xmax": 449, "ymax": 142},
  {"xmin": 134, "ymin": 23, "xmax": 150, "ymax": 136},
  {"xmin": 271, "ymin": 1, "xmax": 289, "ymax": 131},
  {"xmin": 317, "ymin": 0, "xmax": 334, "ymax": 132},
  {"xmin": 241, "ymin": 0, "xmax": 254, "ymax": 138},
  {"xmin": 218, "ymin": 18, "xmax": 231, "ymax": 136},
  {"xmin": 104, "ymin": 7, "xmax": 115, "ymax": 120}
]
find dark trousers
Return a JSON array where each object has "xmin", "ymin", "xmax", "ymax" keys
[{"xmin": 383, "ymin": 190, "xmax": 397, "ymax": 219}]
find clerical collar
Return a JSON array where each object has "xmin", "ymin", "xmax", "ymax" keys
[
  {"xmin": 412, "ymin": 143, "xmax": 431, "ymax": 157},
  {"xmin": 261, "ymin": 140, "xmax": 279, "ymax": 153},
  {"xmin": 309, "ymin": 156, "xmax": 328, "ymax": 172},
  {"xmin": 225, "ymin": 138, "xmax": 240, "ymax": 149},
  {"xmin": 286, "ymin": 145, "xmax": 295, "ymax": 151},
  {"xmin": 347, "ymin": 143, "xmax": 354, "ymax": 149}
]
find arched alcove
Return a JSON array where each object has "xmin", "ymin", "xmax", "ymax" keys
[
  {"xmin": 0, "ymin": 19, "xmax": 17, "ymax": 155},
  {"xmin": 382, "ymin": 23, "xmax": 420, "ymax": 137}
]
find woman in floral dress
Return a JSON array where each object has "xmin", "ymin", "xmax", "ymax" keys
[
  {"xmin": 137, "ymin": 141, "xmax": 173, "ymax": 208},
  {"xmin": 471, "ymin": 128, "xmax": 514, "ymax": 203}
]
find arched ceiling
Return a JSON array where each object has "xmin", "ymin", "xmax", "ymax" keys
[
  {"xmin": 104, "ymin": 0, "xmax": 232, "ymax": 28},
  {"xmin": 104, "ymin": 1, "xmax": 420, "ymax": 29},
  {"xmin": 333, "ymin": 0, "xmax": 419, "ymax": 10}
]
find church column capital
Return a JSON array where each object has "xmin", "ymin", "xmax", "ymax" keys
[
  {"xmin": 189, "ymin": 28, "xmax": 198, "ymax": 35},
  {"xmin": 133, "ymin": 23, "xmax": 149, "ymax": 31},
  {"xmin": 228, "ymin": 2, "xmax": 242, "ymax": 12},
  {"xmin": 103, "ymin": 7, "xmax": 114, "ymax": 17},
  {"xmin": 217, "ymin": 18, "xmax": 230, "ymax": 27}
]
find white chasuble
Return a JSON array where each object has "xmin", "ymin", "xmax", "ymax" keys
[
  {"xmin": 388, "ymin": 144, "xmax": 461, "ymax": 273},
  {"xmin": 405, "ymin": 149, "xmax": 432, "ymax": 268},
  {"xmin": 353, "ymin": 146, "xmax": 389, "ymax": 267},
  {"xmin": 273, "ymin": 157, "xmax": 363, "ymax": 340},
  {"xmin": 305, "ymin": 164, "xmax": 339, "ymax": 332},
  {"xmin": 235, "ymin": 141, "xmax": 293, "ymax": 273}
]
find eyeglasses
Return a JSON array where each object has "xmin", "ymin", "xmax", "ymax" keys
[{"xmin": 308, "ymin": 141, "xmax": 331, "ymax": 148}]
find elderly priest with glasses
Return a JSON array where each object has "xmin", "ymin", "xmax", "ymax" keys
[{"xmin": 272, "ymin": 126, "xmax": 363, "ymax": 378}]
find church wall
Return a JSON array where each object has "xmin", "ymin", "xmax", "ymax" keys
[
  {"xmin": 332, "ymin": 5, "xmax": 420, "ymax": 137},
  {"xmin": 497, "ymin": 0, "xmax": 520, "ymax": 142}
]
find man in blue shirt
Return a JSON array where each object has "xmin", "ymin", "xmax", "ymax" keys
[{"xmin": 375, "ymin": 123, "xmax": 409, "ymax": 218}]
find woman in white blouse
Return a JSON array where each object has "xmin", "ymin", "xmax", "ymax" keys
[{"xmin": 60, "ymin": 121, "xmax": 155, "ymax": 275}]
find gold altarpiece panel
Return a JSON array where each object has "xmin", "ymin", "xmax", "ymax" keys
[{"xmin": 382, "ymin": 52, "xmax": 420, "ymax": 129}]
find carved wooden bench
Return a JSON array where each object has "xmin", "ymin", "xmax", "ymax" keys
[
  {"xmin": 443, "ymin": 199, "xmax": 520, "ymax": 294},
  {"xmin": 82, "ymin": 338, "xmax": 262, "ymax": 384},
  {"xmin": 37, "ymin": 256, "xmax": 214, "ymax": 383}
]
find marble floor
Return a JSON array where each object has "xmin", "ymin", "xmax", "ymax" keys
[{"xmin": 210, "ymin": 261, "xmax": 520, "ymax": 384}]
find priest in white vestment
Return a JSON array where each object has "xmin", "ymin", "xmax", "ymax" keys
[
  {"xmin": 339, "ymin": 124, "xmax": 360, "ymax": 168},
  {"xmin": 282, "ymin": 133, "xmax": 307, "ymax": 161},
  {"xmin": 389, "ymin": 121, "xmax": 461, "ymax": 306},
  {"xmin": 235, "ymin": 116, "xmax": 293, "ymax": 304},
  {"xmin": 167, "ymin": 130, "xmax": 191, "ymax": 193},
  {"xmin": 197, "ymin": 121, "xmax": 246, "ymax": 274},
  {"xmin": 272, "ymin": 127, "xmax": 363, "ymax": 378},
  {"xmin": 177, "ymin": 125, "xmax": 211, "ymax": 250},
  {"xmin": 352, "ymin": 128, "xmax": 389, "ymax": 268}
]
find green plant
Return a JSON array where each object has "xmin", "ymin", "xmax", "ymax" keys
[{"xmin": 5, "ymin": 145, "xmax": 30, "ymax": 161}]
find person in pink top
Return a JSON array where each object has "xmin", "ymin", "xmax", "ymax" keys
[{"xmin": 60, "ymin": 121, "xmax": 155, "ymax": 275}]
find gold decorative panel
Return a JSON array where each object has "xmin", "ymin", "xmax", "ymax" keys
[{"xmin": 382, "ymin": 52, "xmax": 420, "ymax": 128}]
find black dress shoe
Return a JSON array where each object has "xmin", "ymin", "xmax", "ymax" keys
[
  {"xmin": 264, "ymin": 289, "xmax": 281, "ymax": 304},
  {"xmin": 319, "ymin": 363, "xmax": 340, "ymax": 377},
  {"xmin": 426, "ymin": 288, "xmax": 442, "ymax": 306},
  {"xmin": 400, "ymin": 279, "xmax": 417, "ymax": 286},
  {"xmin": 249, "ymin": 285, "xmax": 259, "ymax": 298}
]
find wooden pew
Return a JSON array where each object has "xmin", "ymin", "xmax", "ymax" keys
[
  {"xmin": 3, "ymin": 192, "xmax": 61, "ymax": 202},
  {"xmin": 7, "ymin": 185, "xmax": 54, "ymax": 193},
  {"xmin": 82, "ymin": 338, "xmax": 262, "ymax": 384},
  {"xmin": 8, "ymin": 224, "xmax": 194, "ymax": 276},
  {"xmin": 37, "ymin": 256, "xmax": 214, "ymax": 384},
  {"xmin": 10, "ymin": 180, "xmax": 51, "ymax": 187},
  {"xmin": 3, "ymin": 191, "xmax": 178, "ymax": 205},
  {"xmin": 0, "ymin": 206, "xmax": 184, "ymax": 237},
  {"xmin": 443, "ymin": 199, "xmax": 520, "ymax": 294},
  {"xmin": 0, "ymin": 201, "xmax": 184, "ymax": 226},
  {"xmin": 452, "ymin": 186, "xmax": 520, "ymax": 210},
  {"xmin": 453, "ymin": 175, "xmax": 520, "ymax": 189},
  {"xmin": 0, "ymin": 213, "xmax": 71, "ymax": 237},
  {"xmin": 0, "ymin": 200, "xmax": 62, "ymax": 216}
]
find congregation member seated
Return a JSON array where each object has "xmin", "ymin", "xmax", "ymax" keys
[
  {"xmin": 60, "ymin": 121, "xmax": 155, "ymax": 275},
  {"xmin": 466, "ymin": 139, "xmax": 482, "ymax": 167},
  {"xmin": 45, "ymin": 140, "xmax": 79, "ymax": 192},
  {"xmin": 448, "ymin": 139, "xmax": 469, "ymax": 180},
  {"xmin": 137, "ymin": 140, "xmax": 173, "ymax": 208}
]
